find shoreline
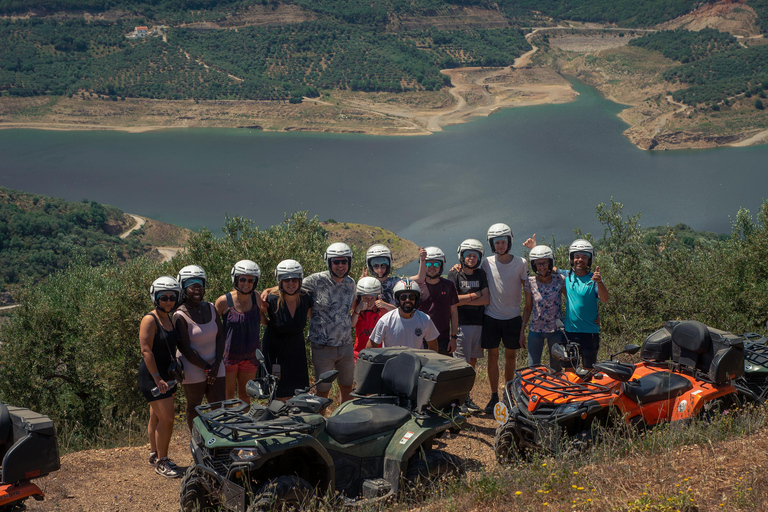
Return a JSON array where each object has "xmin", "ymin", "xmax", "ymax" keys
[{"xmin": 1, "ymin": 66, "xmax": 766, "ymax": 149}]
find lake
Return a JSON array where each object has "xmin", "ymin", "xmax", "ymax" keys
[{"xmin": 1, "ymin": 79, "xmax": 766, "ymax": 272}]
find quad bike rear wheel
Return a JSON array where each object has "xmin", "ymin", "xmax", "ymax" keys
[
  {"xmin": 494, "ymin": 421, "xmax": 529, "ymax": 464},
  {"xmin": 179, "ymin": 468, "xmax": 218, "ymax": 512},
  {"xmin": 247, "ymin": 475, "xmax": 314, "ymax": 512},
  {"xmin": 403, "ymin": 449, "xmax": 464, "ymax": 491}
]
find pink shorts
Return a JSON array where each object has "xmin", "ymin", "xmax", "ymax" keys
[{"xmin": 225, "ymin": 360, "xmax": 258, "ymax": 374}]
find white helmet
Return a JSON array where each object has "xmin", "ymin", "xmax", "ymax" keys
[
  {"xmin": 487, "ymin": 223, "xmax": 513, "ymax": 254},
  {"xmin": 150, "ymin": 276, "xmax": 181, "ymax": 309},
  {"xmin": 393, "ymin": 278, "xmax": 421, "ymax": 309},
  {"xmin": 569, "ymin": 239, "xmax": 594, "ymax": 268},
  {"xmin": 231, "ymin": 260, "xmax": 261, "ymax": 290},
  {"xmin": 275, "ymin": 259, "xmax": 304, "ymax": 281},
  {"xmin": 177, "ymin": 265, "xmax": 207, "ymax": 289},
  {"xmin": 424, "ymin": 246, "xmax": 446, "ymax": 274},
  {"xmin": 457, "ymin": 238, "xmax": 484, "ymax": 268},
  {"xmin": 365, "ymin": 244, "xmax": 392, "ymax": 276},
  {"xmin": 324, "ymin": 242, "xmax": 353, "ymax": 276},
  {"xmin": 356, "ymin": 276, "xmax": 382, "ymax": 297},
  {"xmin": 529, "ymin": 245, "xmax": 554, "ymax": 276}
]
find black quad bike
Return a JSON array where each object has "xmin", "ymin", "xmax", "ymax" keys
[
  {"xmin": 0, "ymin": 404, "xmax": 60, "ymax": 510},
  {"xmin": 180, "ymin": 347, "xmax": 475, "ymax": 511}
]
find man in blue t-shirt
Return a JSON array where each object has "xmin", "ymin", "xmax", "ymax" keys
[{"xmin": 561, "ymin": 239, "xmax": 609, "ymax": 369}]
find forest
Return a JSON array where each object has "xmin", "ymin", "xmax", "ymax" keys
[
  {"xmin": 628, "ymin": 28, "xmax": 741, "ymax": 64},
  {"xmin": 0, "ymin": 16, "xmax": 528, "ymax": 99},
  {"xmin": 0, "ymin": 188, "xmax": 148, "ymax": 291}
]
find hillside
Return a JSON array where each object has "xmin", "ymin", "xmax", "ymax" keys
[
  {"xmin": 0, "ymin": 187, "xmax": 191, "ymax": 298},
  {"xmin": 1, "ymin": 0, "xmax": 767, "ymax": 148},
  {"xmin": 321, "ymin": 221, "xmax": 420, "ymax": 270}
]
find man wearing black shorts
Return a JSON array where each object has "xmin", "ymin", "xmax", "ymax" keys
[{"xmin": 481, "ymin": 223, "xmax": 529, "ymax": 414}]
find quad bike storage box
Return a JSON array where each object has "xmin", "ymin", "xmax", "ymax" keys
[
  {"xmin": 669, "ymin": 321, "xmax": 745, "ymax": 384},
  {"xmin": 355, "ymin": 348, "xmax": 475, "ymax": 411},
  {"xmin": 0, "ymin": 404, "xmax": 60, "ymax": 484},
  {"xmin": 415, "ymin": 355, "xmax": 475, "ymax": 413},
  {"xmin": 641, "ymin": 320, "xmax": 679, "ymax": 362}
]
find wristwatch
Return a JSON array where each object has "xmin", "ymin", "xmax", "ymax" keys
[{"xmin": 450, "ymin": 334, "xmax": 458, "ymax": 339}]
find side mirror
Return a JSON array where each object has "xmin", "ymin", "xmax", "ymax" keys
[
  {"xmin": 623, "ymin": 344, "xmax": 641, "ymax": 355},
  {"xmin": 254, "ymin": 349, "xmax": 266, "ymax": 366},
  {"xmin": 246, "ymin": 379, "xmax": 270, "ymax": 399},
  {"xmin": 551, "ymin": 343, "xmax": 568, "ymax": 362},
  {"xmin": 555, "ymin": 319, "xmax": 565, "ymax": 330},
  {"xmin": 317, "ymin": 370, "xmax": 339, "ymax": 386}
]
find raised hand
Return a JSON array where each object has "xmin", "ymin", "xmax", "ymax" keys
[{"xmin": 522, "ymin": 233, "xmax": 537, "ymax": 250}]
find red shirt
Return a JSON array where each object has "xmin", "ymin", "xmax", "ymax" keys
[{"xmin": 354, "ymin": 308, "xmax": 385, "ymax": 360}]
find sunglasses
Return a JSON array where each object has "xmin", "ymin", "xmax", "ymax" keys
[
  {"xmin": 237, "ymin": 276, "xmax": 256, "ymax": 284},
  {"xmin": 158, "ymin": 294, "xmax": 177, "ymax": 302},
  {"xmin": 425, "ymin": 262, "xmax": 441, "ymax": 268},
  {"xmin": 372, "ymin": 263, "xmax": 388, "ymax": 269},
  {"xmin": 398, "ymin": 293, "xmax": 417, "ymax": 301},
  {"xmin": 331, "ymin": 259, "xmax": 349, "ymax": 266},
  {"xmin": 281, "ymin": 278, "xmax": 301, "ymax": 284},
  {"xmin": 535, "ymin": 261, "xmax": 550, "ymax": 267}
]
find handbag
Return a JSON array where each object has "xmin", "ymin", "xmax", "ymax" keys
[{"xmin": 149, "ymin": 312, "xmax": 185, "ymax": 384}]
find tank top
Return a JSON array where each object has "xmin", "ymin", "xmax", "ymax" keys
[{"xmin": 222, "ymin": 292, "xmax": 261, "ymax": 366}]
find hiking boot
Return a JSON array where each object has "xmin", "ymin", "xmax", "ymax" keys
[
  {"xmin": 484, "ymin": 393, "xmax": 499, "ymax": 415},
  {"xmin": 465, "ymin": 397, "xmax": 482, "ymax": 415},
  {"xmin": 458, "ymin": 402, "xmax": 471, "ymax": 417},
  {"xmin": 148, "ymin": 451, "xmax": 158, "ymax": 466},
  {"xmin": 155, "ymin": 457, "xmax": 182, "ymax": 479}
]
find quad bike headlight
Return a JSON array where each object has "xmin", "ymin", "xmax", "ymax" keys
[
  {"xmin": 230, "ymin": 448, "xmax": 261, "ymax": 462},
  {"xmin": 553, "ymin": 403, "xmax": 583, "ymax": 418}
]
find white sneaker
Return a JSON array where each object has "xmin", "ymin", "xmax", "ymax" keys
[{"xmin": 155, "ymin": 457, "xmax": 182, "ymax": 478}]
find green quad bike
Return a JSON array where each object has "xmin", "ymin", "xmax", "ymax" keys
[
  {"xmin": 180, "ymin": 347, "xmax": 475, "ymax": 511},
  {"xmin": 735, "ymin": 331, "xmax": 768, "ymax": 403}
]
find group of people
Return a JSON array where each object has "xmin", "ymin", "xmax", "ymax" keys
[{"xmin": 137, "ymin": 222, "xmax": 609, "ymax": 478}]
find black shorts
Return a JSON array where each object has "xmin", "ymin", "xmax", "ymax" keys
[{"xmin": 481, "ymin": 315, "xmax": 523, "ymax": 350}]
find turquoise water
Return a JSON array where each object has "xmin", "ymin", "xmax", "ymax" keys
[{"xmin": 1, "ymin": 79, "xmax": 766, "ymax": 268}]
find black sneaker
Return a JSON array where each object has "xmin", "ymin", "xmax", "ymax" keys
[
  {"xmin": 484, "ymin": 393, "xmax": 499, "ymax": 415},
  {"xmin": 155, "ymin": 457, "xmax": 182, "ymax": 479},
  {"xmin": 465, "ymin": 397, "xmax": 482, "ymax": 415},
  {"xmin": 148, "ymin": 451, "xmax": 158, "ymax": 466}
]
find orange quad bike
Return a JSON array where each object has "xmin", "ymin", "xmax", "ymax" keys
[
  {"xmin": 0, "ymin": 404, "xmax": 60, "ymax": 510},
  {"xmin": 494, "ymin": 320, "xmax": 745, "ymax": 460}
]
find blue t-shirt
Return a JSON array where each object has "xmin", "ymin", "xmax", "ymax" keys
[{"xmin": 561, "ymin": 270, "xmax": 599, "ymax": 334}]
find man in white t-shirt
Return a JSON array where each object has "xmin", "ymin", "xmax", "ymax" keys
[
  {"xmin": 368, "ymin": 279, "xmax": 440, "ymax": 351},
  {"xmin": 480, "ymin": 223, "xmax": 528, "ymax": 414}
]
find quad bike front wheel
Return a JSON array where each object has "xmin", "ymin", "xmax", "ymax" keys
[
  {"xmin": 179, "ymin": 468, "xmax": 218, "ymax": 512},
  {"xmin": 247, "ymin": 475, "xmax": 314, "ymax": 512},
  {"xmin": 494, "ymin": 421, "xmax": 529, "ymax": 464},
  {"xmin": 403, "ymin": 449, "xmax": 464, "ymax": 492}
]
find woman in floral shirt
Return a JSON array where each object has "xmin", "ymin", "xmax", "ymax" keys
[{"xmin": 522, "ymin": 245, "xmax": 565, "ymax": 371}]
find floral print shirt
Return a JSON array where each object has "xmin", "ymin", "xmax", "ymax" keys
[{"xmin": 523, "ymin": 274, "xmax": 565, "ymax": 333}]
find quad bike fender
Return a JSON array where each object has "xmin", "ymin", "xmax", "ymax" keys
[
  {"xmin": 671, "ymin": 384, "xmax": 737, "ymax": 421},
  {"xmin": 0, "ymin": 481, "xmax": 44, "ymax": 507},
  {"xmin": 382, "ymin": 415, "xmax": 461, "ymax": 492}
]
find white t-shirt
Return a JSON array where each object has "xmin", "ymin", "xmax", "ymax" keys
[
  {"xmin": 482, "ymin": 254, "xmax": 528, "ymax": 320},
  {"xmin": 369, "ymin": 309, "xmax": 440, "ymax": 349}
]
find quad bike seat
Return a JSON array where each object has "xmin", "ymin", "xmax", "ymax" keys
[
  {"xmin": 326, "ymin": 353, "xmax": 420, "ymax": 444},
  {"xmin": 325, "ymin": 404, "xmax": 411, "ymax": 445},
  {"xmin": 621, "ymin": 372, "xmax": 693, "ymax": 405}
]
